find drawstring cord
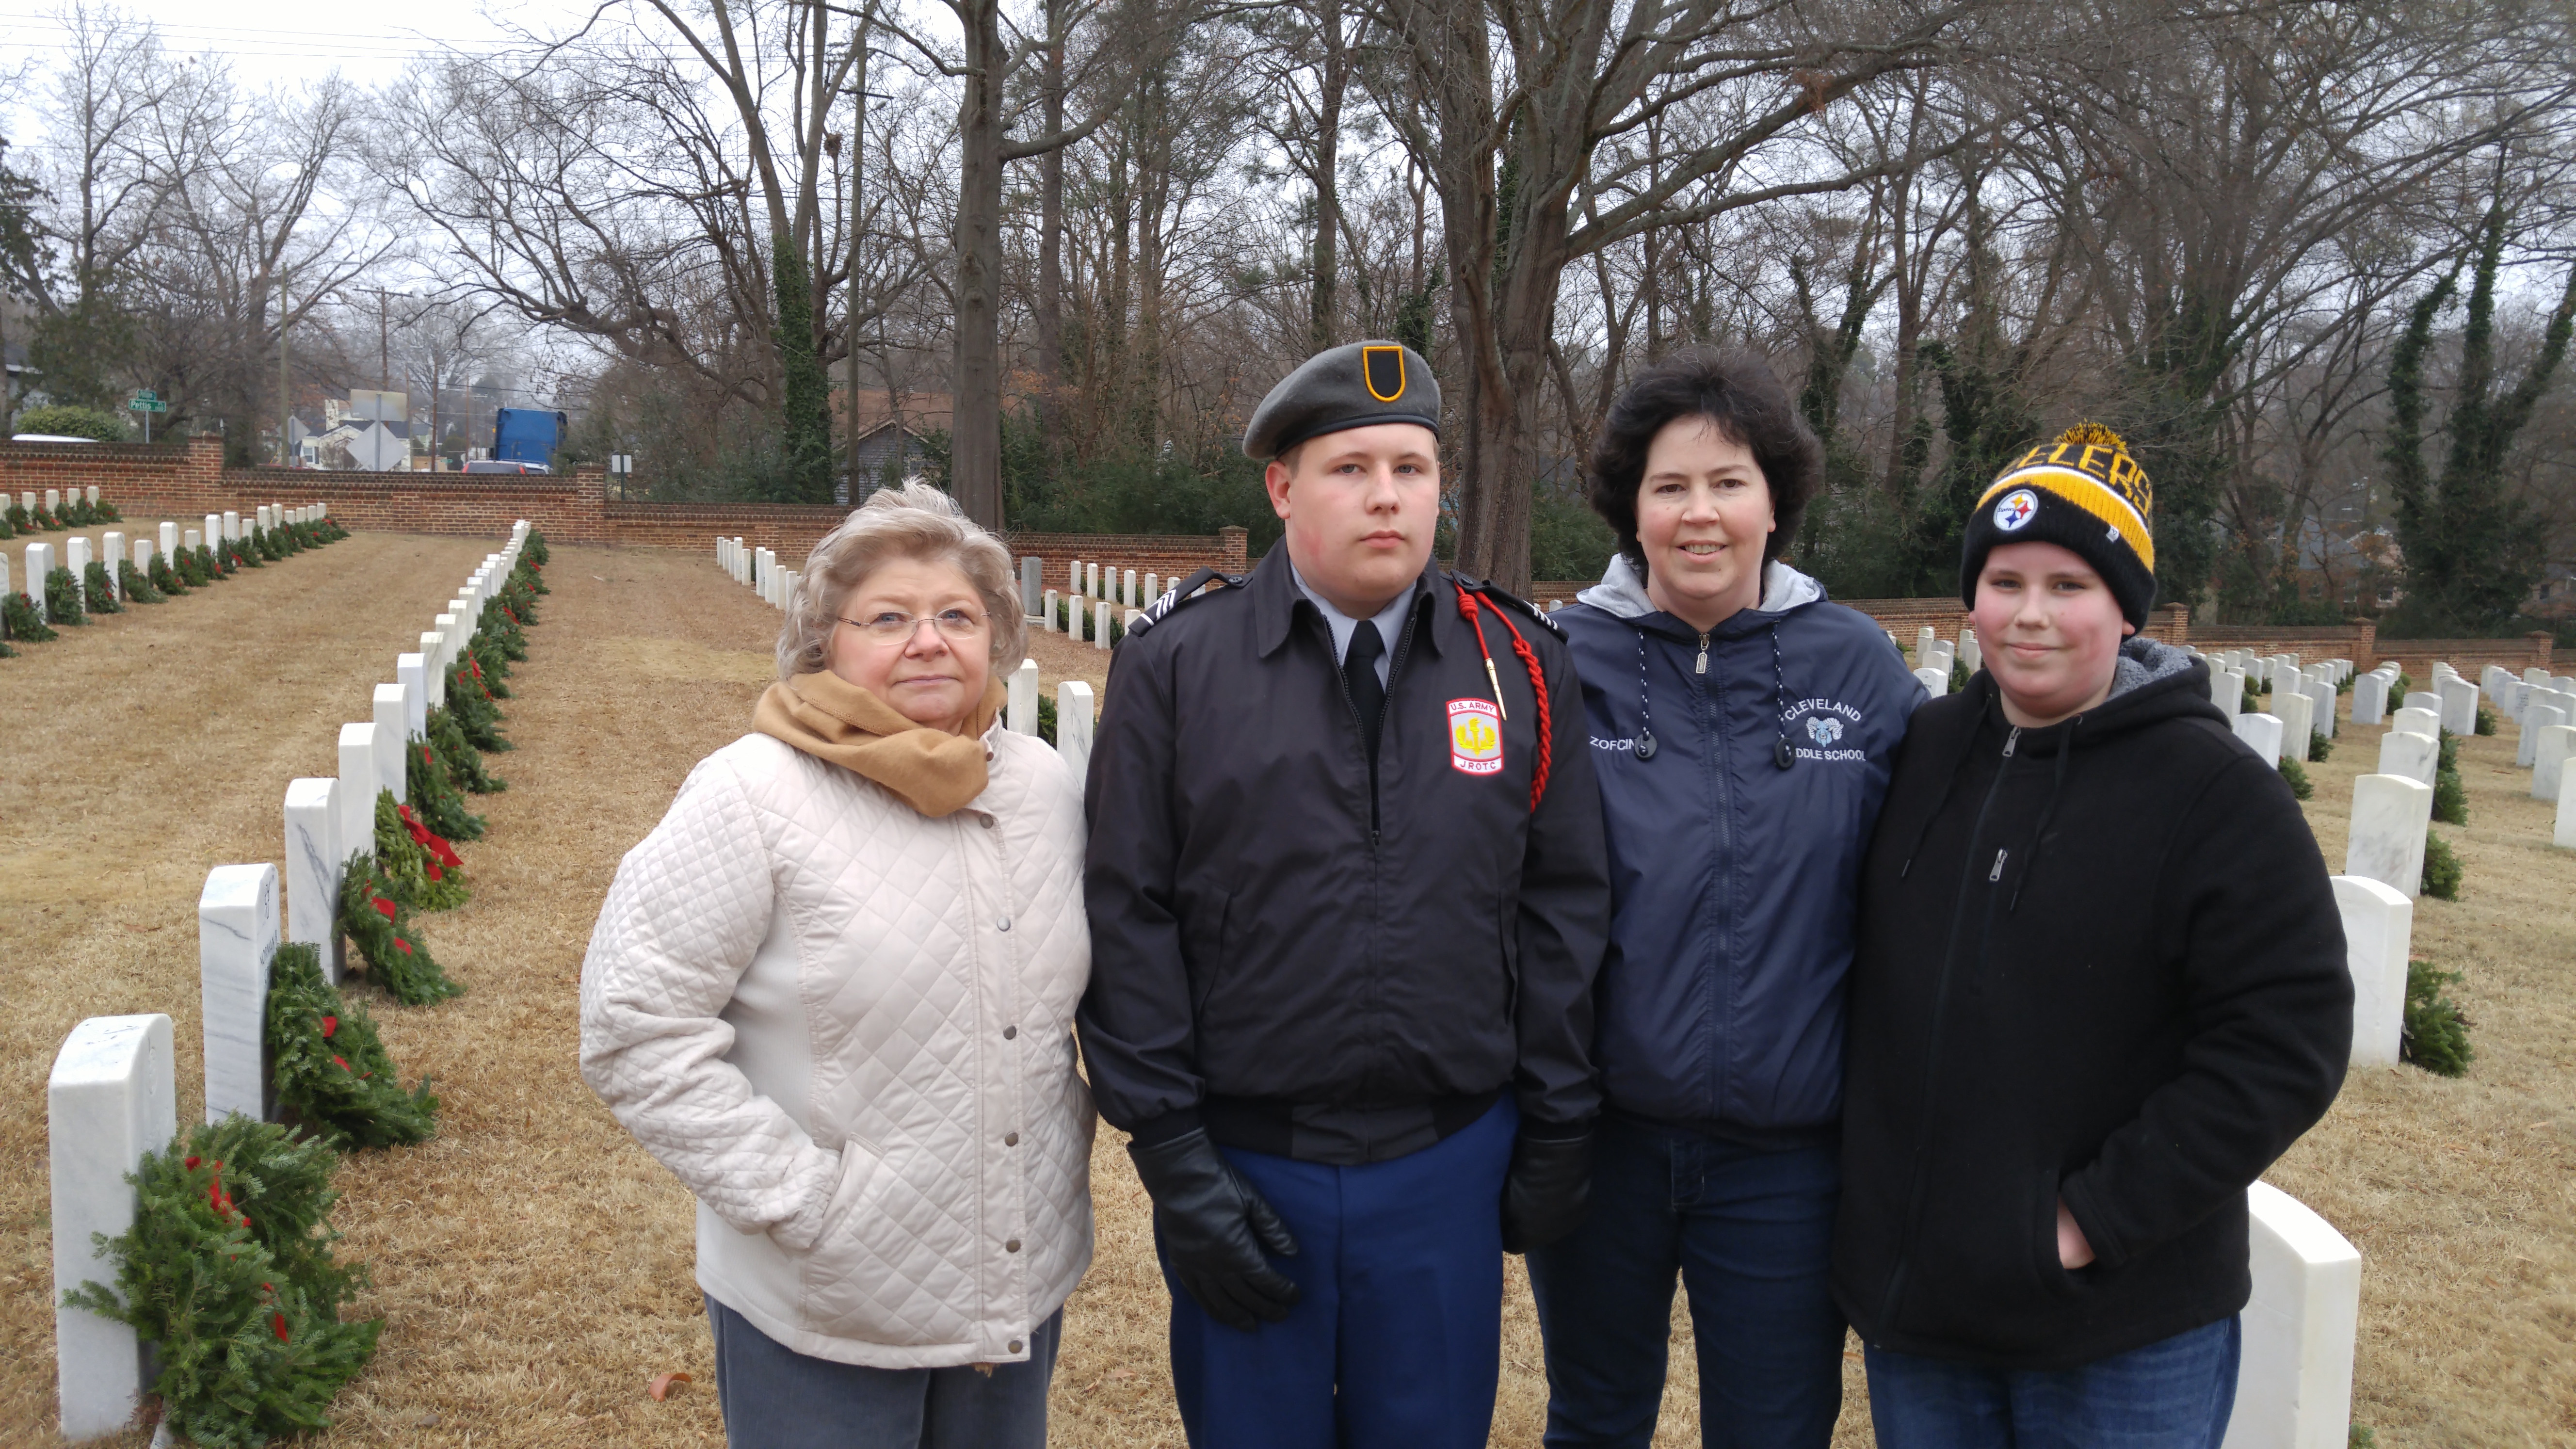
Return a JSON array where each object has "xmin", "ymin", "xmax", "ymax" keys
[
  {"xmin": 1632, "ymin": 627, "xmax": 1657, "ymax": 759},
  {"xmin": 1769, "ymin": 623, "xmax": 1793, "ymax": 770},
  {"xmin": 1455, "ymin": 585, "xmax": 1556, "ymax": 811}
]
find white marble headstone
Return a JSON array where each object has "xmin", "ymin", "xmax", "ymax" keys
[
  {"xmin": 2436, "ymin": 676, "xmax": 2479, "ymax": 736},
  {"xmin": 197, "ymin": 863, "xmax": 280, "ymax": 1124},
  {"xmin": 2331, "ymin": 875, "xmax": 2410, "ymax": 1068},
  {"xmin": 44, "ymin": 487, "xmax": 60, "ymax": 514},
  {"xmin": 2211, "ymin": 670, "xmax": 2243, "ymax": 715},
  {"xmin": 2234, "ymin": 712, "xmax": 2284, "ymax": 768},
  {"xmin": 221, "ymin": 510, "xmax": 240, "ymax": 541},
  {"xmin": 2218, "ymin": 1182, "xmax": 2361, "ymax": 1449},
  {"xmin": 184, "ymin": 528, "xmax": 201, "ymax": 550},
  {"xmin": 49, "ymin": 1012, "xmax": 176, "ymax": 1442},
  {"xmin": 2376, "ymin": 729, "xmax": 2438, "ymax": 787},
  {"xmin": 372, "ymin": 684, "xmax": 410, "ymax": 800},
  {"xmin": 1145, "ymin": 572, "xmax": 1161, "ymax": 604},
  {"xmin": 2402, "ymin": 691, "xmax": 2440, "ymax": 717},
  {"xmin": 1009, "ymin": 658, "xmax": 1039, "ymax": 734},
  {"xmin": 2305, "ymin": 678, "xmax": 2336, "ymax": 739},
  {"xmin": 2350, "ymin": 674, "xmax": 2387, "ymax": 726},
  {"xmin": 24, "ymin": 541, "xmax": 52, "ymax": 620},
  {"xmin": 1069, "ymin": 559, "xmax": 1083, "ymax": 596},
  {"xmin": 1915, "ymin": 665, "xmax": 1948, "ymax": 696},
  {"xmin": 2519, "ymin": 704, "xmax": 2567, "ymax": 768},
  {"xmin": 283, "ymin": 777, "xmax": 344, "ymax": 983},
  {"xmin": 338, "ymin": 722, "xmax": 385, "ymax": 859},
  {"xmin": 1058, "ymin": 680, "xmax": 1095, "ymax": 779},
  {"xmin": 2275, "ymin": 689, "xmax": 2315, "ymax": 762},
  {"xmin": 64, "ymin": 534, "xmax": 91, "ymax": 579},
  {"xmin": 2345, "ymin": 774, "xmax": 2432, "ymax": 900},
  {"xmin": 158, "ymin": 521, "xmax": 177, "ymax": 555},
  {"xmin": 1094, "ymin": 600, "xmax": 1111, "ymax": 650},
  {"xmin": 2533, "ymin": 725, "xmax": 2576, "ymax": 803},
  {"xmin": 1960, "ymin": 631, "xmax": 1982, "ymax": 674},
  {"xmin": 2392, "ymin": 707, "xmax": 2440, "ymax": 741},
  {"xmin": 396, "ymin": 654, "xmax": 429, "ymax": 738},
  {"xmin": 1021, "ymin": 556, "xmax": 1043, "ymax": 616},
  {"xmin": 203, "ymin": 514, "xmax": 221, "ymax": 549},
  {"xmin": 1043, "ymin": 589, "xmax": 1059, "ymax": 630},
  {"xmin": 2558, "ymin": 771, "xmax": 2576, "ymax": 851},
  {"xmin": 420, "ymin": 635, "xmax": 447, "ymax": 708},
  {"xmin": 1124, "ymin": 568, "xmax": 1137, "ymax": 607}
]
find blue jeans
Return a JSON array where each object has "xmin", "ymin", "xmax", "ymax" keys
[
  {"xmin": 1863, "ymin": 1316, "xmax": 2240, "ymax": 1449},
  {"xmin": 704, "ymin": 1293, "xmax": 1060, "ymax": 1449},
  {"xmin": 1160, "ymin": 1096, "xmax": 1518, "ymax": 1449},
  {"xmin": 1526, "ymin": 1114, "xmax": 1846, "ymax": 1448}
]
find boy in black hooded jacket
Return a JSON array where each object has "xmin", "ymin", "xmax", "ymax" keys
[{"xmin": 1833, "ymin": 425, "xmax": 2351, "ymax": 1448}]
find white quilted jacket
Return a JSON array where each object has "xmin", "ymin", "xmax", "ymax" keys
[{"xmin": 580, "ymin": 726, "xmax": 1095, "ymax": 1369}]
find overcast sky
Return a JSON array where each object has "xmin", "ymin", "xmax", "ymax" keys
[{"xmin": 0, "ymin": 0, "xmax": 593, "ymax": 95}]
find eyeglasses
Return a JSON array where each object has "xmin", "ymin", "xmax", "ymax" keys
[{"xmin": 838, "ymin": 609, "xmax": 989, "ymax": 643}]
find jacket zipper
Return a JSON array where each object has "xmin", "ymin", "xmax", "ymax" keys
[
  {"xmin": 1698, "ymin": 631, "xmax": 1734, "ymax": 1123},
  {"xmin": 1876, "ymin": 724, "xmax": 2020, "ymax": 1331}
]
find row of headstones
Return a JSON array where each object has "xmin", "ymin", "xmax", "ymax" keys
[
  {"xmin": 2476, "ymin": 663, "xmax": 2576, "ymax": 834},
  {"xmin": 1903, "ymin": 625, "xmax": 1982, "ymax": 696},
  {"xmin": 47, "ymin": 520, "xmax": 531, "ymax": 1441},
  {"xmin": 720, "ymin": 534, "xmax": 802, "ymax": 612},
  {"xmin": 1027, "ymin": 557, "xmax": 1149, "ymax": 649},
  {"xmin": 9, "ymin": 504, "xmax": 327, "ymax": 622}
]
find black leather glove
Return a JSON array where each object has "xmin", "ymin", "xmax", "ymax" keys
[
  {"xmin": 1501, "ymin": 1126, "xmax": 1594, "ymax": 1255},
  {"xmin": 1127, "ymin": 1127, "xmax": 1302, "ymax": 1330}
]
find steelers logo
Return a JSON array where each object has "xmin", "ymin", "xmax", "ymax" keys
[{"xmin": 1994, "ymin": 488, "xmax": 2039, "ymax": 532}]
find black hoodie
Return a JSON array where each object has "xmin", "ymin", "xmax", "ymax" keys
[{"xmin": 1832, "ymin": 638, "xmax": 2351, "ymax": 1369}]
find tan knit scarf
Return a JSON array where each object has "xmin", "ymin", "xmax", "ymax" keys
[{"xmin": 752, "ymin": 669, "xmax": 1007, "ymax": 817}]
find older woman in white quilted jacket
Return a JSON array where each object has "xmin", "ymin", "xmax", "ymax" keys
[{"xmin": 581, "ymin": 483, "xmax": 1093, "ymax": 1449}]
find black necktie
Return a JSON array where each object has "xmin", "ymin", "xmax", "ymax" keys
[{"xmin": 1344, "ymin": 619, "xmax": 1387, "ymax": 769}]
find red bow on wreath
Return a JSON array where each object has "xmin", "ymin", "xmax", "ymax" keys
[{"xmin": 397, "ymin": 803, "xmax": 464, "ymax": 871}]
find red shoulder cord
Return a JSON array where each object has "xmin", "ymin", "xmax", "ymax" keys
[{"xmin": 1453, "ymin": 584, "xmax": 1554, "ymax": 811}]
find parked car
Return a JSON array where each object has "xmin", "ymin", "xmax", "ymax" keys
[{"xmin": 461, "ymin": 459, "xmax": 551, "ymax": 474}]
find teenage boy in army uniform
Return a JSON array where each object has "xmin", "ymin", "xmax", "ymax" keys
[{"xmin": 1078, "ymin": 341, "xmax": 1611, "ymax": 1449}]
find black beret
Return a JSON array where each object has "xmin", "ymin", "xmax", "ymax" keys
[{"xmin": 1241, "ymin": 341, "xmax": 1440, "ymax": 460}]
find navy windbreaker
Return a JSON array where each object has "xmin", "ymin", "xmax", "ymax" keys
[{"xmin": 1557, "ymin": 556, "xmax": 1923, "ymax": 1140}]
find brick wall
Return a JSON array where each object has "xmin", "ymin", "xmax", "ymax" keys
[
  {"xmin": 2366, "ymin": 634, "xmax": 2554, "ymax": 677},
  {"xmin": 7, "ymin": 439, "xmax": 1250, "ymax": 578}
]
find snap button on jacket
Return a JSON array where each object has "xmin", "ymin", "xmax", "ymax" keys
[{"xmin": 581, "ymin": 729, "xmax": 1095, "ymax": 1369}]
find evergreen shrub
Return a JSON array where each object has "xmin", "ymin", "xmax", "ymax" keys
[{"xmin": 2400, "ymin": 960, "xmax": 2472, "ymax": 1075}]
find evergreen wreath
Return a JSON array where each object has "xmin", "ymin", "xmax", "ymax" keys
[
  {"xmin": 405, "ymin": 734, "xmax": 487, "ymax": 840},
  {"xmin": 267, "ymin": 943, "xmax": 439, "ymax": 1148},
  {"xmin": 445, "ymin": 659, "xmax": 514, "ymax": 750},
  {"xmin": 151, "ymin": 551, "xmax": 190, "ymax": 595},
  {"xmin": 0, "ymin": 510, "xmax": 14, "ymax": 539},
  {"xmin": 371, "ymin": 790, "xmax": 469, "ymax": 912},
  {"xmin": 2305, "ymin": 726, "xmax": 2331, "ymax": 763},
  {"xmin": 96, "ymin": 498, "xmax": 122, "ymax": 521},
  {"xmin": 2421, "ymin": 828, "xmax": 2463, "ymax": 900},
  {"xmin": 31, "ymin": 503, "xmax": 60, "ymax": 528},
  {"xmin": 467, "ymin": 635, "xmax": 514, "ymax": 697},
  {"xmin": 427, "ymin": 704, "xmax": 506, "ymax": 792},
  {"xmin": 2400, "ymin": 960, "xmax": 2473, "ymax": 1076},
  {"xmin": 44, "ymin": 565, "xmax": 87, "ymax": 625},
  {"xmin": 59, "ymin": 1116, "xmax": 381, "ymax": 1448},
  {"xmin": 83, "ymin": 559, "xmax": 124, "ymax": 614},
  {"xmin": 5, "ymin": 589, "xmax": 56, "ymax": 642},
  {"xmin": 254, "ymin": 526, "xmax": 282, "ymax": 561},
  {"xmin": 2475, "ymin": 703, "xmax": 2499, "ymax": 736},
  {"xmin": 0, "ymin": 500, "xmax": 21, "ymax": 533},
  {"xmin": 525, "ymin": 530, "xmax": 549, "ymax": 566},
  {"xmin": 2279, "ymin": 756, "xmax": 2315, "ymax": 800},
  {"xmin": 119, "ymin": 559, "xmax": 166, "ymax": 603},
  {"xmin": 226, "ymin": 533, "xmax": 262, "ymax": 569},
  {"xmin": 197, "ymin": 543, "xmax": 225, "ymax": 579},
  {"xmin": 336, "ymin": 854, "xmax": 463, "ymax": 1003},
  {"xmin": 65, "ymin": 496, "xmax": 94, "ymax": 524}
]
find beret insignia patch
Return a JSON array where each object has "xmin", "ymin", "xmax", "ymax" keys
[{"xmin": 1362, "ymin": 345, "xmax": 1406, "ymax": 403}]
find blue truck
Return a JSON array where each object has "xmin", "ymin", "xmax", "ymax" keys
[{"xmin": 492, "ymin": 407, "xmax": 566, "ymax": 469}]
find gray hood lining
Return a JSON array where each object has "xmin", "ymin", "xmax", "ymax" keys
[{"xmin": 1576, "ymin": 552, "xmax": 1823, "ymax": 622}]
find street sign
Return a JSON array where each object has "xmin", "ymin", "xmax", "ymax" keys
[{"xmin": 127, "ymin": 390, "xmax": 166, "ymax": 413}]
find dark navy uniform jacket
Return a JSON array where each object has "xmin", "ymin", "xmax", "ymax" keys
[{"xmin": 1076, "ymin": 545, "xmax": 1611, "ymax": 1165}]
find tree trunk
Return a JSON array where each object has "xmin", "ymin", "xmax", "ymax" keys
[
  {"xmin": 947, "ymin": 0, "xmax": 1007, "ymax": 528},
  {"xmin": 1308, "ymin": 0, "xmax": 1346, "ymax": 353},
  {"xmin": 1035, "ymin": 0, "xmax": 1066, "ymax": 471}
]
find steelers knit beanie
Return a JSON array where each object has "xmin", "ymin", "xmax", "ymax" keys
[{"xmin": 1959, "ymin": 421, "xmax": 2157, "ymax": 629}]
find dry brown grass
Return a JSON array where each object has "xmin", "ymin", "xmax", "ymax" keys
[{"xmin": 5, "ymin": 557, "xmax": 2568, "ymax": 1447}]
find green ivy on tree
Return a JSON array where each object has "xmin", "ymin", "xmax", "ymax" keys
[
  {"xmin": 267, "ymin": 943, "xmax": 438, "ymax": 1148},
  {"xmin": 59, "ymin": 1116, "xmax": 381, "ymax": 1447},
  {"xmin": 336, "ymin": 853, "xmax": 463, "ymax": 1004}
]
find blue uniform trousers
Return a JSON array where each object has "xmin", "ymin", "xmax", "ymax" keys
[{"xmin": 1158, "ymin": 1097, "xmax": 1517, "ymax": 1449}]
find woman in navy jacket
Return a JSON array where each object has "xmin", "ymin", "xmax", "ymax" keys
[{"xmin": 1532, "ymin": 351, "xmax": 1923, "ymax": 1447}]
